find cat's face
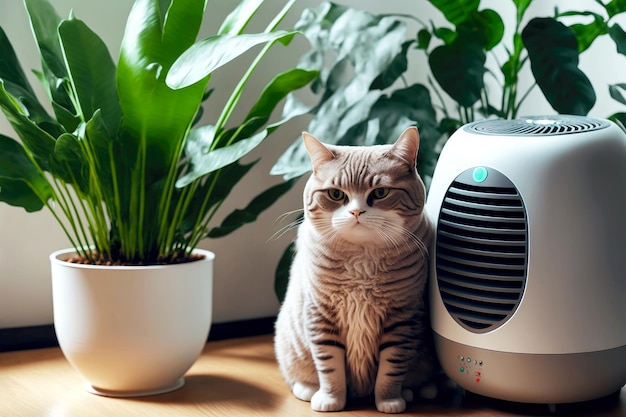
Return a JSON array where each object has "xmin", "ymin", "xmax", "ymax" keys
[{"xmin": 302, "ymin": 127, "xmax": 426, "ymax": 246}]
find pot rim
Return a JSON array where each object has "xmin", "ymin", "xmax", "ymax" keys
[{"xmin": 49, "ymin": 247, "xmax": 215, "ymax": 270}]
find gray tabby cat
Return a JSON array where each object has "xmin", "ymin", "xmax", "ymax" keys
[{"xmin": 274, "ymin": 127, "xmax": 435, "ymax": 413}]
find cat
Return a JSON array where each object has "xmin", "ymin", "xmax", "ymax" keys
[{"xmin": 274, "ymin": 126, "xmax": 436, "ymax": 413}]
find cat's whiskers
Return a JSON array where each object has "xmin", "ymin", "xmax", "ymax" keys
[
  {"xmin": 268, "ymin": 209, "xmax": 305, "ymax": 241},
  {"xmin": 370, "ymin": 216, "xmax": 429, "ymax": 258}
]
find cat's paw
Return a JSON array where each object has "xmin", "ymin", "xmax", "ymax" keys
[
  {"xmin": 376, "ymin": 397, "xmax": 406, "ymax": 414},
  {"xmin": 292, "ymin": 382, "xmax": 317, "ymax": 402},
  {"xmin": 311, "ymin": 391, "xmax": 346, "ymax": 412}
]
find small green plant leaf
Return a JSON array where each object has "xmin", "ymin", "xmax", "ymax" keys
[
  {"xmin": 609, "ymin": 83, "xmax": 626, "ymax": 105},
  {"xmin": 610, "ymin": 23, "xmax": 626, "ymax": 55},
  {"xmin": 522, "ymin": 17, "xmax": 595, "ymax": 115}
]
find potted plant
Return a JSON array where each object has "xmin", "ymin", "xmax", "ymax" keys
[{"xmin": 0, "ymin": 0, "xmax": 316, "ymax": 396}]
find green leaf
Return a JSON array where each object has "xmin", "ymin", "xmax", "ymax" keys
[
  {"xmin": 24, "ymin": 0, "xmax": 76, "ymax": 117},
  {"xmin": 428, "ymin": 0, "xmax": 479, "ymax": 25},
  {"xmin": 429, "ymin": 33, "xmax": 486, "ymax": 107},
  {"xmin": 608, "ymin": 112, "xmax": 626, "ymax": 130},
  {"xmin": 218, "ymin": 0, "xmax": 263, "ymax": 35},
  {"xmin": 0, "ymin": 28, "xmax": 61, "ymax": 136},
  {"xmin": 371, "ymin": 40, "xmax": 413, "ymax": 90},
  {"xmin": 166, "ymin": 31, "xmax": 297, "ymax": 89},
  {"xmin": 50, "ymin": 133, "xmax": 88, "ymax": 193},
  {"xmin": 117, "ymin": 0, "xmax": 208, "ymax": 181},
  {"xmin": 609, "ymin": 83, "xmax": 626, "ymax": 105},
  {"xmin": 58, "ymin": 18, "xmax": 121, "ymax": 133},
  {"xmin": 610, "ymin": 23, "xmax": 626, "ymax": 56},
  {"xmin": 179, "ymin": 160, "xmax": 257, "ymax": 236},
  {"xmin": 243, "ymin": 68, "xmax": 319, "ymax": 135},
  {"xmin": 274, "ymin": 241, "xmax": 296, "ymax": 303},
  {"xmin": 0, "ymin": 133, "xmax": 51, "ymax": 212},
  {"xmin": 208, "ymin": 177, "xmax": 300, "ymax": 238},
  {"xmin": 177, "ymin": 129, "xmax": 268, "ymax": 187},
  {"xmin": 522, "ymin": 17, "xmax": 595, "ymax": 115},
  {"xmin": 416, "ymin": 29, "xmax": 431, "ymax": 50},
  {"xmin": 24, "ymin": 0, "xmax": 66, "ymax": 78},
  {"xmin": 469, "ymin": 9, "xmax": 504, "ymax": 50},
  {"xmin": 561, "ymin": 11, "xmax": 608, "ymax": 52},
  {"xmin": 512, "ymin": 0, "xmax": 532, "ymax": 24},
  {"xmin": 0, "ymin": 81, "xmax": 56, "ymax": 170},
  {"xmin": 0, "ymin": 28, "xmax": 37, "ymax": 98},
  {"xmin": 604, "ymin": 0, "xmax": 626, "ymax": 18}
]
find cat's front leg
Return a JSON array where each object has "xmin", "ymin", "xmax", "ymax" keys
[
  {"xmin": 309, "ymin": 340, "xmax": 347, "ymax": 411},
  {"xmin": 375, "ymin": 338, "xmax": 416, "ymax": 414}
]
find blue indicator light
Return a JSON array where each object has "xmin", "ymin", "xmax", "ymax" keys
[{"xmin": 473, "ymin": 167, "xmax": 488, "ymax": 183}]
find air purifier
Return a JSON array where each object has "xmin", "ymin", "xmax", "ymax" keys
[{"xmin": 426, "ymin": 115, "xmax": 626, "ymax": 404}]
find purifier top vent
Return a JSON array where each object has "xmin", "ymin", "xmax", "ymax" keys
[{"xmin": 465, "ymin": 115, "xmax": 610, "ymax": 136}]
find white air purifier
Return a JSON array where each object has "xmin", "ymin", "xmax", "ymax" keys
[{"xmin": 426, "ymin": 115, "xmax": 626, "ymax": 404}]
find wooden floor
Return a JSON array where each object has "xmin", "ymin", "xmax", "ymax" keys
[{"xmin": 0, "ymin": 334, "xmax": 624, "ymax": 417}]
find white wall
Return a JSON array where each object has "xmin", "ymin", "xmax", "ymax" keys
[{"xmin": 0, "ymin": 0, "xmax": 623, "ymax": 329}]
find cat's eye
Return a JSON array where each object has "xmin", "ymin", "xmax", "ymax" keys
[
  {"xmin": 371, "ymin": 187, "xmax": 390, "ymax": 199},
  {"xmin": 327, "ymin": 189, "xmax": 345, "ymax": 201}
]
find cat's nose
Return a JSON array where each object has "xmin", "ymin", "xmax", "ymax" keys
[{"xmin": 350, "ymin": 210, "xmax": 366, "ymax": 219}]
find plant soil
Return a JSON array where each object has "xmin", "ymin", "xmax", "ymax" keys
[{"xmin": 64, "ymin": 251, "xmax": 206, "ymax": 266}]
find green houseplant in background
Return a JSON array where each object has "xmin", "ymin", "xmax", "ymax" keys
[
  {"xmin": 271, "ymin": 0, "xmax": 626, "ymax": 301},
  {"xmin": 0, "ymin": 0, "xmax": 316, "ymax": 396}
]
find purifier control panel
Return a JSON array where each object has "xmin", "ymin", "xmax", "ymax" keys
[{"xmin": 457, "ymin": 354, "xmax": 484, "ymax": 384}]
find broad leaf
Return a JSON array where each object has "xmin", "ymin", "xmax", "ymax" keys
[
  {"xmin": 0, "ymin": 28, "xmax": 36, "ymax": 97},
  {"xmin": 58, "ymin": 18, "xmax": 121, "ymax": 133},
  {"xmin": 428, "ymin": 0, "xmax": 479, "ymax": 25},
  {"xmin": 0, "ymin": 134, "xmax": 51, "ymax": 212},
  {"xmin": 0, "ymin": 81, "xmax": 55, "ymax": 170},
  {"xmin": 218, "ymin": 0, "xmax": 263, "ymax": 35},
  {"xmin": 24, "ymin": 0, "xmax": 75, "ymax": 117},
  {"xmin": 604, "ymin": 0, "xmax": 626, "ymax": 18},
  {"xmin": 429, "ymin": 31, "xmax": 486, "ymax": 107},
  {"xmin": 522, "ymin": 17, "xmax": 595, "ymax": 115},
  {"xmin": 561, "ymin": 11, "xmax": 608, "ymax": 52},
  {"xmin": 166, "ymin": 31, "xmax": 298, "ymax": 89},
  {"xmin": 117, "ymin": 0, "xmax": 208, "ymax": 182}
]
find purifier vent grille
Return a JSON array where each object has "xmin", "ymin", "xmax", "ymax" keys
[
  {"xmin": 436, "ymin": 168, "xmax": 528, "ymax": 333},
  {"xmin": 466, "ymin": 115, "xmax": 609, "ymax": 136}
]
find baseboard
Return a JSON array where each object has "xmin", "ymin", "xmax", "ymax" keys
[{"xmin": 0, "ymin": 316, "xmax": 276, "ymax": 353}]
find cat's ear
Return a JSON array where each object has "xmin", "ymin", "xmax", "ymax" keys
[
  {"xmin": 303, "ymin": 132, "xmax": 334, "ymax": 172},
  {"xmin": 388, "ymin": 126, "xmax": 419, "ymax": 169}
]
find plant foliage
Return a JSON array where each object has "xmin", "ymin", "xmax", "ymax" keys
[
  {"xmin": 271, "ymin": 0, "xmax": 626, "ymax": 302},
  {"xmin": 0, "ymin": 0, "xmax": 317, "ymax": 264}
]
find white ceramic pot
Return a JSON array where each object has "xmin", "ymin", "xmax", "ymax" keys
[{"xmin": 50, "ymin": 248, "xmax": 214, "ymax": 397}]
